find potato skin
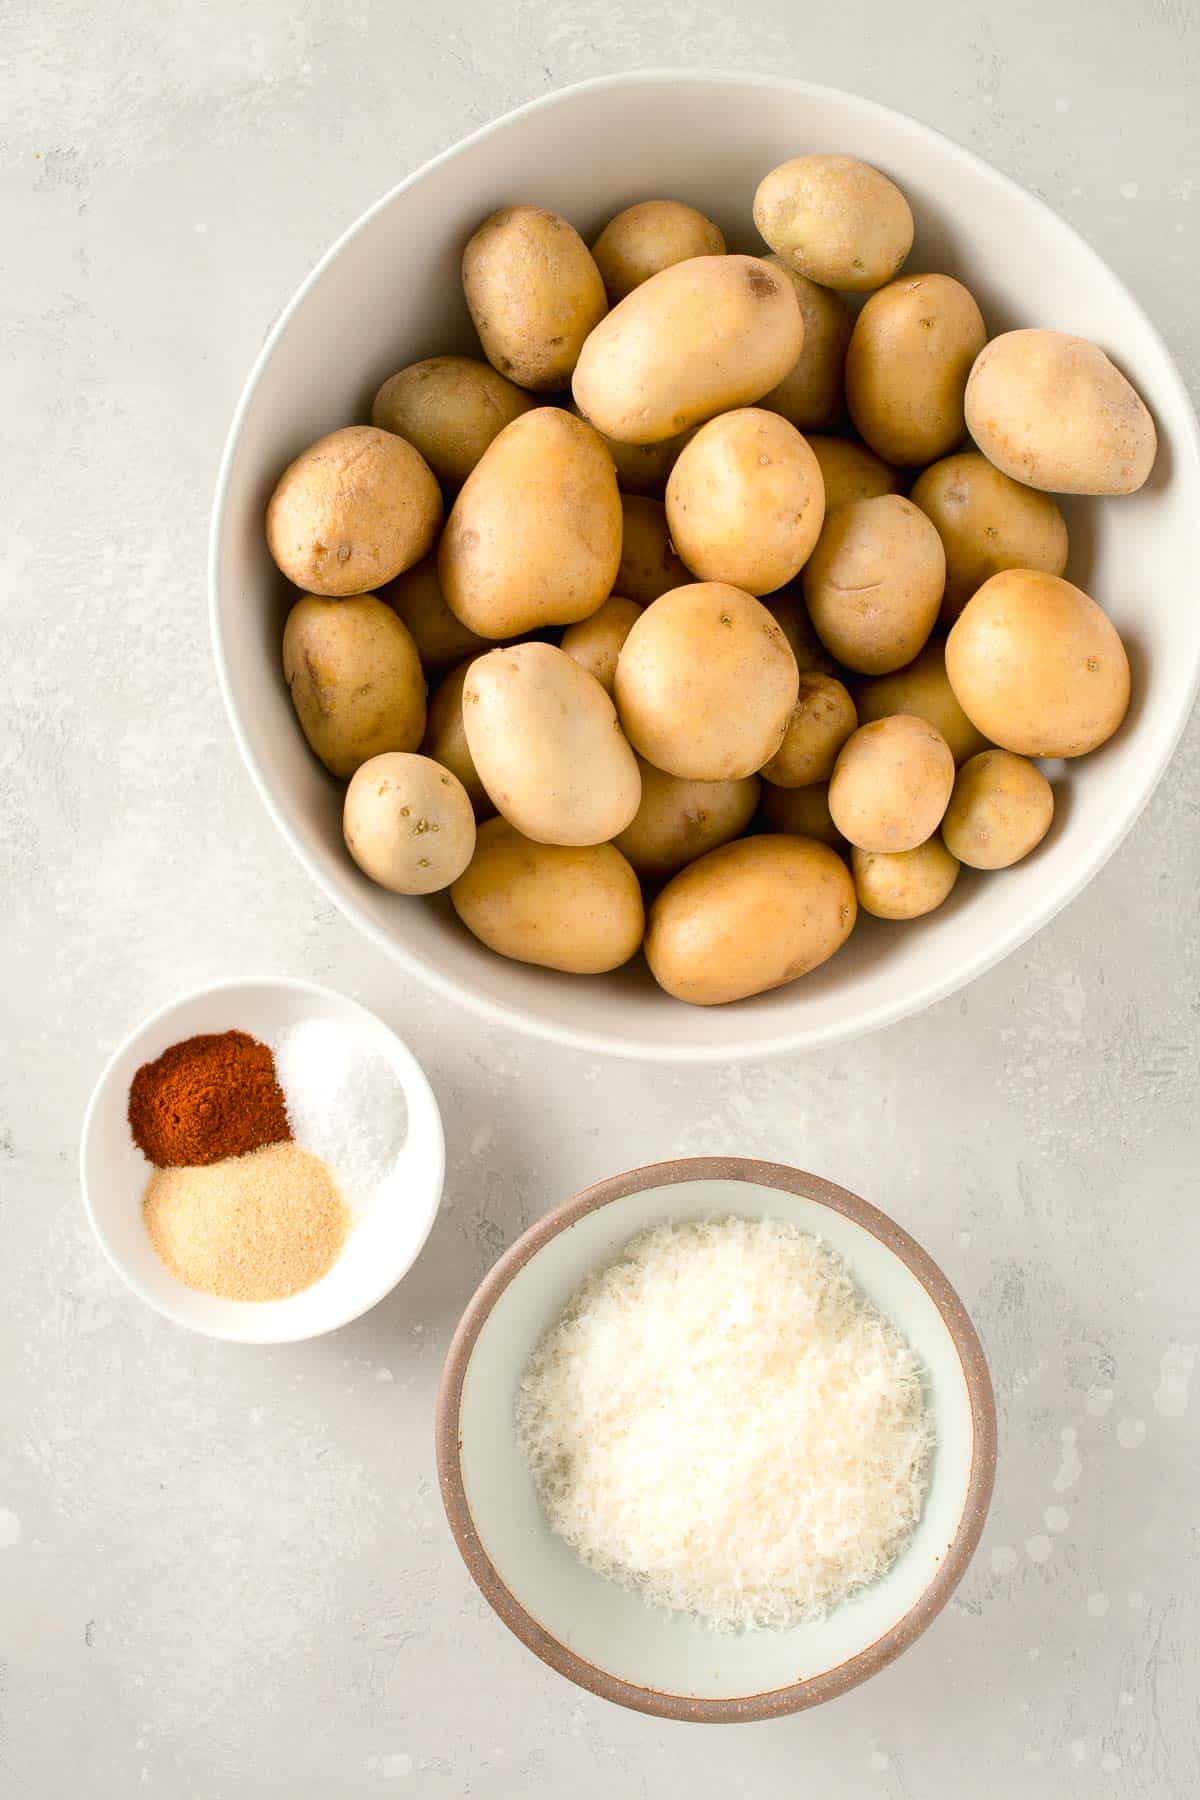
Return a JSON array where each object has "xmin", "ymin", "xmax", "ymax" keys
[
  {"xmin": 761, "ymin": 673, "xmax": 858, "ymax": 788},
  {"xmin": 767, "ymin": 588, "xmax": 837, "ymax": 675},
  {"xmin": 343, "ymin": 752, "xmax": 476, "ymax": 894},
  {"xmin": 462, "ymin": 642, "xmax": 641, "ymax": 847},
  {"xmin": 615, "ymin": 582, "xmax": 799, "ymax": 781},
  {"xmin": 757, "ymin": 780, "xmax": 845, "ymax": 850},
  {"xmin": 379, "ymin": 554, "xmax": 489, "ymax": 673},
  {"xmin": 451, "ymin": 818, "xmax": 644, "ymax": 974},
  {"xmin": 572, "ymin": 255, "xmax": 804, "ymax": 445},
  {"xmin": 560, "ymin": 595, "xmax": 643, "ymax": 694},
  {"xmin": 282, "ymin": 594, "xmax": 426, "ymax": 779},
  {"xmin": 571, "ymin": 403, "xmax": 688, "ymax": 495},
  {"xmin": 965, "ymin": 329, "xmax": 1157, "ymax": 495},
  {"xmin": 617, "ymin": 496, "xmax": 690, "ymax": 605},
  {"xmin": 807, "ymin": 436, "xmax": 901, "ymax": 511},
  {"xmin": 845, "ymin": 274, "xmax": 987, "ymax": 467},
  {"xmin": 803, "ymin": 494, "xmax": 945, "ymax": 675},
  {"xmin": 852, "ymin": 638, "xmax": 990, "ymax": 765},
  {"xmin": 421, "ymin": 658, "xmax": 491, "ymax": 817},
  {"xmin": 591, "ymin": 200, "xmax": 726, "ymax": 303},
  {"xmin": 852, "ymin": 839, "xmax": 960, "ymax": 920},
  {"xmin": 909, "ymin": 452, "xmax": 1069, "ymax": 626},
  {"xmin": 371, "ymin": 356, "xmax": 535, "ymax": 487},
  {"xmin": 646, "ymin": 835, "xmax": 857, "ymax": 1005},
  {"xmin": 829, "ymin": 715, "xmax": 955, "ymax": 852},
  {"xmin": 266, "ymin": 426, "xmax": 443, "ymax": 597},
  {"xmin": 439, "ymin": 408, "xmax": 621, "ymax": 637},
  {"xmin": 666, "ymin": 409, "xmax": 826, "ymax": 595},
  {"xmin": 942, "ymin": 749, "xmax": 1054, "ymax": 869},
  {"xmin": 614, "ymin": 759, "xmax": 759, "ymax": 881},
  {"xmin": 945, "ymin": 570, "xmax": 1131, "ymax": 757},
  {"xmin": 753, "ymin": 155, "xmax": 913, "ymax": 292},
  {"xmin": 461, "ymin": 205, "xmax": 607, "ymax": 392},
  {"xmin": 759, "ymin": 257, "xmax": 852, "ymax": 431}
]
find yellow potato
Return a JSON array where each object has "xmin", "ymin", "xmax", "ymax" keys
[
  {"xmin": 946, "ymin": 570, "xmax": 1131, "ymax": 757},
  {"xmin": 451, "ymin": 818, "xmax": 644, "ymax": 974},
  {"xmin": 767, "ymin": 588, "xmax": 837, "ymax": 675},
  {"xmin": 560, "ymin": 595, "xmax": 643, "ymax": 694},
  {"xmin": 646, "ymin": 835, "xmax": 857, "ymax": 1005},
  {"xmin": 462, "ymin": 643, "xmax": 641, "ymax": 846},
  {"xmin": 753, "ymin": 155, "xmax": 913, "ymax": 292},
  {"xmin": 615, "ymin": 582, "xmax": 799, "ymax": 781},
  {"xmin": 807, "ymin": 436, "xmax": 902, "ymax": 510},
  {"xmin": 942, "ymin": 749, "xmax": 1054, "ymax": 869},
  {"xmin": 461, "ymin": 205, "xmax": 607, "ymax": 391},
  {"xmin": 372, "ymin": 356, "xmax": 534, "ymax": 486},
  {"xmin": 909, "ymin": 452, "xmax": 1069, "ymax": 626},
  {"xmin": 421, "ymin": 658, "xmax": 491, "ymax": 817},
  {"xmin": 852, "ymin": 638, "xmax": 989, "ymax": 765},
  {"xmin": 591, "ymin": 200, "xmax": 726, "ymax": 303},
  {"xmin": 343, "ymin": 752, "xmax": 475, "ymax": 894},
  {"xmin": 617, "ymin": 495, "xmax": 690, "ymax": 605},
  {"xmin": 380, "ymin": 554, "xmax": 489, "ymax": 673},
  {"xmin": 803, "ymin": 494, "xmax": 945, "ymax": 674},
  {"xmin": 761, "ymin": 673, "xmax": 858, "ymax": 787},
  {"xmin": 758, "ymin": 257, "xmax": 853, "ymax": 430},
  {"xmin": 852, "ymin": 840, "xmax": 960, "ymax": 920},
  {"xmin": 571, "ymin": 402, "xmax": 689, "ymax": 494},
  {"xmin": 965, "ymin": 329, "xmax": 1157, "ymax": 495},
  {"xmin": 614, "ymin": 758, "xmax": 760, "ymax": 881},
  {"xmin": 266, "ymin": 425, "xmax": 442, "ymax": 597},
  {"xmin": 665, "ymin": 408, "xmax": 825, "ymax": 595},
  {"xmin": 282, "ymin": 594, "xmax": 426, "ymax": 779},
  {"xmin": 757, "ymin": 780, "xmax": 845, "ymax": 850},
  {"xmin": 829, "ymin": 715, "xmax": 955, "ymax": 852},
  {"xmin": 845, "ymin": 274, "xmax": 987, "ymax": 466},
  {"xmin": 572, "ymin": 255, "xmax": 804, "ymax": 444},
  {"xmin": 439, "ymin": 408, "xmax": 621, "ymax": 636}
]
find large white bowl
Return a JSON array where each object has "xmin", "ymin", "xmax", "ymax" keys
[{"xmin": 211, "ymin": 71, "xmax": 1200, "ymax": 1063}]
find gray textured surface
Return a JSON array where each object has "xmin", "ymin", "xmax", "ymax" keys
[{"xmin": 3, "ymin": 3, "xmax": 1199, "ymax": 1794}]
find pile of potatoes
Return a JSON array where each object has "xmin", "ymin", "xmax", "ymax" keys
[{"xmin": 266, "ymin": 155, "xmax": 1155, "ymax": 1008}]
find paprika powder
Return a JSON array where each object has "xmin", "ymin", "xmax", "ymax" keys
[{"xmin": 128, "ymin": 1030, "xmax": 292, "ymax": 1167}]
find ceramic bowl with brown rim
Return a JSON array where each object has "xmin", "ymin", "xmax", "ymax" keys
[{"xmin": 436, "ymin": 1157, "xmax": 996, "ymax": 1722}]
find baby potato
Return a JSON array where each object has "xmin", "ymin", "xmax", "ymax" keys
[
  {"xmin": 615, "ymin": 758, "xmax": 760, "ymax": 881},
  {"xmin": 757, "ymin": 780, "xmax": 845, "ymax": 850},
  {"xmin": 807, "ymin": 436, "xmax": 902, "ymax": 510},
  {"xmin": 965, "ymin": 329, "xmax": 1157, "ymax": 495},
  {"xmin": 803, "ymin": 493, "xmax": 945, "ymax": 674},
  {"xmin": 665, "ymin": 408, "xmax": 826, "ymax": 595},
  {"xmin": 829, "ymin": 715, "xmax": 955, "ymax": 852},
  {"xmin": 439, "ymin": 408, "xmax": 621, "ymax": 637},
  {"xmin": 845, "ymin": 274, "xmax": 987, "ymax": 466},
  {"xmin": 646, "ymin": 835, "xmax": 857, "ymax": 1005},
  {"xmin": 909, "ymin": 452, "xmax": 1069, "ymax": 625},
  {"xmin": 282, "ymin": 594, "xmax": 426, "ymax": 779},
  {"xmin": 617, "ymin": 495, "xmax": 691, "ymax": 604},
  {"xmin": 571, "ymin": 403, "xmax": 689, "ymax": 494},
  {"xmin": 560, "ymin": 595, "xmax": 643, "ymax": 694},
  {"xmin": 463, "ymin": 642, "xmax": 641, "ymax": 846},
  {"xmin": 461, "ymin": 205, "xmax": 607, "ymax": 391},
  {"xmin": 343, "ymin": 752, "xmax": 475, "ymax": 894},
  {"xmin": 572, "ymin": 255, "xmax": 804, "ymax": 444},
  {"xmin": 852, "ymin": 839, "xmax": 960, "ymax": 920},
  {"xmin": 379, "ymin": 554, "xmax": 489, "ymax": 673},
  {"xmin": 759, "ymin": 257, "xmax": 853, "ymax": 431},
  {"xmin": 767, "ymin": 587, "xmax": 837, "ymax": 675},
  {"xmin": 451, "ymin": 818, "xmax": 644, "ymax": 974},
  {"xmin": 942, "ymin": 749, "xmax": 1054, "ymax": 869},
  {"xmin": 266, "ymin": 425, "xmax": 442, "ymax": 597},
  {"xmin": 591, "ymin": 200, "xmax": 726, "ymax": 303},
  {"xmin": 753, "ymin": 154, "xmax": 913, "ymax": 292},
  {"xmin": 615, "ymin": 582, "xmax": 799, "ymax": 781},
  {"xmin": 421, "ymin": 658, "xmax": 491, "ymax": 816},
  {"xmin": 761, "ymin": 673, "xmax": 858, "ymax": 788},
  {"xmin": 371, "ymin": 355, "xmax": 535, "ymax": 487},
  {"xmin": 945, "ymin": 570, "xmax": 1130, "ymax": 757},
  {"xmin": 852, "ymin": 638, "xmax": 989, "ymax": 765}
]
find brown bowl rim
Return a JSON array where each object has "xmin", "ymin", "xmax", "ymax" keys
[{"xmin": 434, "ymin": 1155, "xmax": 997, "ymax": 1723}]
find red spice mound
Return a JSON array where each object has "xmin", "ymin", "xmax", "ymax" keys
[{"xmin": 128, "ymin": 1030, "xmax": 292, "ymax": 1168}]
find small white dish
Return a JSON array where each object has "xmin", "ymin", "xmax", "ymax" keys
[{"xmin": 80, "ymin": 976, "xmax": 444, "ymax": 1343}]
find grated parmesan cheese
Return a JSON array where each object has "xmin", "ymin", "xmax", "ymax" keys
[{"xmin": 517, "ymin": 1215, "xmax": 933, "ymax": 1632}]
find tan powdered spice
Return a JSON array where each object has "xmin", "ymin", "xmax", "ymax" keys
[{"xmin": 142, "ymin": 1141, "xmax": 348, "ymax": 1302}]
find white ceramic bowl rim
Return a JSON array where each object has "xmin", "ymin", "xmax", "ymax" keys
[{"xmin": 210, "ymin": 71, "xmax": 1200, "ymax": 1063}]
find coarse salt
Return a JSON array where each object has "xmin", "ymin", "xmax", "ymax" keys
[{"xmin": 272, "ymin": 1018, "xmax": 407, "ymax": 1210}]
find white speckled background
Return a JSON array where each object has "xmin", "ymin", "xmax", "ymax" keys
[{"xmin": 2, "ymin": 3, "xmax": 1198, "ymax": 1794}]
